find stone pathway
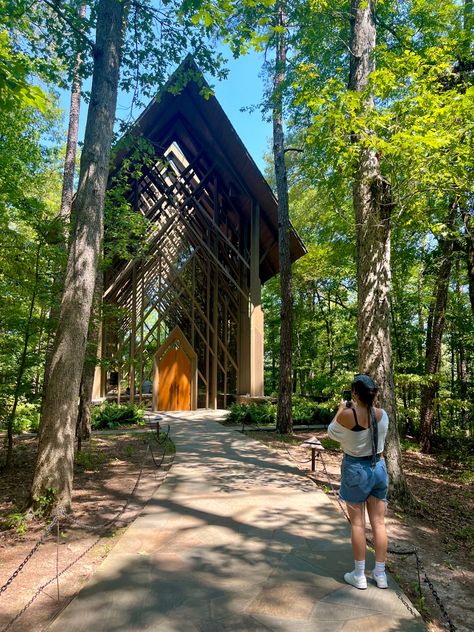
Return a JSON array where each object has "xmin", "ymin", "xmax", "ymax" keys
[{"xmin": 48, "ymin": 411, "xmax": 425, "ymax": 631}]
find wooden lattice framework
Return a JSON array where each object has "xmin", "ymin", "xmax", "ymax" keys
[{"xmin": 92, "ymin": 58, "xmax": 305, "ymax": 410}]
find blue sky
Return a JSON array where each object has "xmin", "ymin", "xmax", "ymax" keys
[{"xmin": 60, "ymin": 51, "xmax": 272, "ymax": 173}]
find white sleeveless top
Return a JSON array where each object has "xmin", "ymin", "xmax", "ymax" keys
[{"xmin": 327, "ymin": 409, "xmax": 389, "ymax": 457}]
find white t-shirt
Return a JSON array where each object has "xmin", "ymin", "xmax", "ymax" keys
[{"xmin": 327, "ymin": 409, "xmax": 389, "ymax": 457}]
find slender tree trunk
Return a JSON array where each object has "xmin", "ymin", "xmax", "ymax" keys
[
  {"xmin": 273, "ymin": 2, "xmax": 293, "ymax": 434},
  {"xmin": 455, "ymin": 258, "xmax": 468, "ymax": 411},
  {"xmin": 30, "ymin": 0, "xmax": 125, "ymax": 511},
  {"xmin": 33, "ymin": 306, "xmax": 47, "ymax": 395},
  {"xmin": 420, "ymin": 202, "xmax": 456, "ymax": 452},
  {"xmin": 315, "ymin": 287, "xmax": 334, "ymax": 375},
  {"xmin": 3, "ymin": 244, "xmax": 42, "ymax": 470},
  {"xmin": 42, "ymin": 3, "xmax": 87, "ymax": 403},
  {"xmin": 77, "ymin": 267, "xmax": 104, "ymax": 447},
  {"xmin": 417, "ymin": 237, "xmax": 427, "ymax": 372},
  {"xmin": 61, "ymin": 4, "xmax": 87, "ymax": 223},
  {"xmin": 348, "ymin": 0, "xmax": 411, "ymax": 504},
  {"xmin": 462, "ymin": 208, "xmax": 474, "ymax": 315},
  {"xmin": 390, "ymin": 300, "xmax": 410, "ymax": 434}
]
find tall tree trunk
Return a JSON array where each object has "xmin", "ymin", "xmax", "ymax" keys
[
  {"xmin": 315, "ymin": 287, "xmax": 334, "ymax": 375},
  {"xmin": 61, "ymin": 4, "xmax": 87, "ymax": 224},
  {"xmin": 33, "ymin": 306, "xmax": 47, "ymax": 395},
  {"xmin": 419, "ymin": 203, "xmax": 456, "ymax": 452},
  {"xmin": 77, "ymin": 267, "xmax": 104, "ymax": 448},
  {"xmin": 30, "ymin": 0, "xmax": 125, "ymax": 511},
  {"xmin": 42, "ymin": 3, "xmax": 87, "ymax": 404},
  {"xmin": 348, "ymin": 0, "xmax": 411, "ymax": 504},
  {"xmin": 416, "ymin": 238, "xmax": 427, "ymax": 373},
  {"xmin": 273, "ymin": 2, "xmax": 293, "ymax": 434},
  {"xmin": 455, "ymin": 257, "xmax": 468, "ymax": 409},
  {"xmin": 462, "ymin": 208, "xmax": 474, "ymax": 315},
  {"xmin": 390, "ymin": 300, "xmax": 410, "ymax": 435}
]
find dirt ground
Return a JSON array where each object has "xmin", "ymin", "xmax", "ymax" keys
[
  {"xmin": 245, "ymin": 429, "xmax": 474, "ymax": 632},
  {"xmin": 0, "ymin": 427, "xmax": 472, "ymax": 632},
  {"xmin": 0, "ymin": 430, "xmax": 174, "ymax": 632}
]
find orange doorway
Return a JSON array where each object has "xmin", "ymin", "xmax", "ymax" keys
[{"xmin": 157, "ymin": 346, "xmax": 191, "ymax": 410}]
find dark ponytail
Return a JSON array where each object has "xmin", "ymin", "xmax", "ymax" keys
[
  {"xmin": 351, "ymin": 374, "xmax": 378, "ymax": 406},
  {"xmin": 352, "ymin": 374, "xmax": 379, "ymax": 464}
]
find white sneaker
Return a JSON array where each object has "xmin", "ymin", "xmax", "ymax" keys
[
  {"xmin": 344, "ymin": 570, "xmax": 367, "ymax": 589},
  {"xmin": 371, "ymin": 571, "xmax": 388, "ymax": 589}
]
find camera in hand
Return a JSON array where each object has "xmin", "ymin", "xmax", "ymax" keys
[{"xmin": 343, "ymin": 389, "xmax": 352, "ymax": 407}]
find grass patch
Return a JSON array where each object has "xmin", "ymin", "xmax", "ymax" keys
[
  {"xmin": 400, "ymin": 438, "xmax": 420, "ymax": 452},
  {"xmin": 75, "ymin": 449, "xmax": 108, "ymax": 471},
  {"xmin": 320, "ymin": 438, "xmax": 339, "ymax": 450}
]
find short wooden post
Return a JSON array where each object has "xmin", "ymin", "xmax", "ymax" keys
[{"xmin": 302, "ymin": 436, "xmax": 325, "ymax": 472}]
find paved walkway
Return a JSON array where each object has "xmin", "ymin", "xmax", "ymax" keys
[{"xmin": 48, "ymin": 411, "xmax": 425, "ymax": 631}]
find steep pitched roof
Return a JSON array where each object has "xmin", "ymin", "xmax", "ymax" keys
[{"xmin": 113, "ymin": 56, "xmax": 306, "ymax": 282}]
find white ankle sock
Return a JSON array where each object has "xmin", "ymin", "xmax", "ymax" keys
[
  {"xmin": 374, "ymin": 561, "xmax": 385, "ymax": 576},
  {"xmin": 354, "ymin": 559, "xmax": 365, "ymax": 578}
]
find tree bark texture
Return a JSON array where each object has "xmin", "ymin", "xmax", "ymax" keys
[
  {"xmin": 60, "ymin": 4, "xmax": 87, "ymax": 224},
  {"xmin": 77, "ymin": 267, "xmax": 104, "ymax": 447},
  {"xmin": 42, "ymin": 3, "xmax": 87, "ymax": 404},
  {"xmin": 31, "ymin": 0, "xmax": 125, "ymax": 511},
  {"xmin": 273, "ymin": 4, "xmax": 293, "ymax": 434},
  {"xmin": 419, "ymin": 203, "xmax": 456, "ymax": 452},
  {"xmin": 349, "ymin": 0, "xmax": 411, "ymax": 503}
]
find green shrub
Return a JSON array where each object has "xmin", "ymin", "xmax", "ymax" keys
[
  {"xmin": 0, "ymin": 401, "xmax": 41, "ymax": 434},
  {"xmin": 228, "ymin": 402, "xmax": 276, "ymax": 425},
  {"xmin": 228, "ymin": 398, "xmax": 334, "ymax": 426},
  {"xmin": 91, "ymin": 402, "xmax": 144, "ymax": 429},
  {"xmin": 4, "ymin": 512, "xmax": 28, "ymax": 534},
  {"xmin": 32, "ymin": 487, "xmax": 57, "ymax": 517},
  {"xmin": 292, "ymin": 397, "xmax": 334, "ymax": 424},
  {"xmin": 320, "ymin": 438, "xmax": 339, "ymax": 450},
  {"xmin": 14, "ymin": 402, "xmax": 41, "ymax": 433}
]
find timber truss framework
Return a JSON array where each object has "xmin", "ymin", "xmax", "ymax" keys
[{"xmin": 93, "ymin": 58, "xmax": 306, "ymax": 411}]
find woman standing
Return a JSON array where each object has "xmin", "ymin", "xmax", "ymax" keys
[{"xmin": 328, "ymin": 373, "xmax": 389, "ymax": 590}]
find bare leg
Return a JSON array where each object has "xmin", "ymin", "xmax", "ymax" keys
[
  {"xmin": 346, "ymin": 502, "xmax": 366, "ymax": 561},
  {"xmin": 366, "ymin": 495, "xmax": 387, "ymax": 562}
]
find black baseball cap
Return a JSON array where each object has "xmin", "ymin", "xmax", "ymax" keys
[{"xmin": 352, "ymin": 374, "xmax": 378, "ymax": 390}]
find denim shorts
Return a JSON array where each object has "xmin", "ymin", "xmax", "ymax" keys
[{"xmin": 340, "ymin": 454, "xmax": 388, "ymax": 503}]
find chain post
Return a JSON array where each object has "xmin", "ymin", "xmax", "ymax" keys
[
  {"xmin": 415, "ymin": 552, "xmax": 422, "ymax": 597},
  {"xmin": 56, "ymin": 516, "xmax": 60, "ymax": 601}
]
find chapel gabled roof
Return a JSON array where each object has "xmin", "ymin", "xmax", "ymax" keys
[{"xmin": 113, "ymin": 56, "xmax": 306, "ymax": 283}]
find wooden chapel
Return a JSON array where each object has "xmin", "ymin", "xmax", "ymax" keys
[{"xmin": 92, "ymin": 58, "xmax": 306, "ymax": 411}]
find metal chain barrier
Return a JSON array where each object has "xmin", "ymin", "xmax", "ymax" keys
[
  {"xmin": 0, "ymin": 515, "xmax": 60, "ymax": 595},
  {"xmin": 156, "ymin": 423, "xmax": 170, "ymax": 445},
  {"xmin": 0, "ymin": 427, "xmax": 173, "ymax": 632},
  {"xmin": 284, "ymin": 444, "xmax": 313, "ymax": 464},
  {"xmin": 1, "ymin": 522, "xmax": 104, "ymax": 632},
  {"xmin": 64, "ymin": 425, "xmax": 172, "ymax": 533},
  {"xmin": 416, "ymin": 552, "xmax": 457, "ymax": 632}
]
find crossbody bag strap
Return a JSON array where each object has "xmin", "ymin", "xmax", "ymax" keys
[{"xmin": 369, "ymin": 406, "xmax": 378, "ymax": 467}]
